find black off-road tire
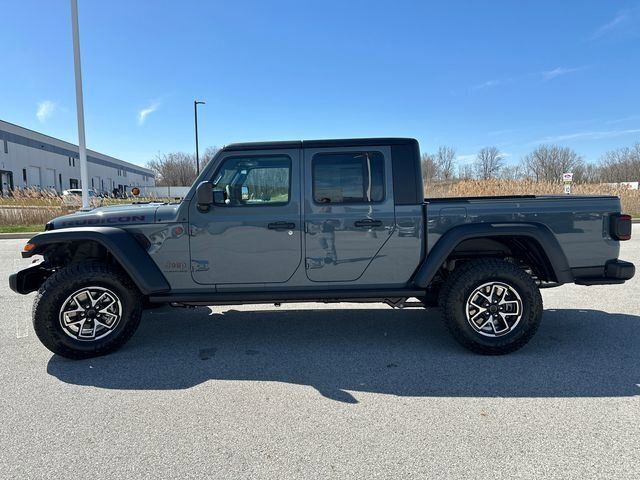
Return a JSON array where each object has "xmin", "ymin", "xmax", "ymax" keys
[
  {"xmin": 439, "ymin": 259, "xmax": 543, "ymax": 355},
  {"xmin": 32, "ymin": 263, "xmax": 143, "ymax": 359}
]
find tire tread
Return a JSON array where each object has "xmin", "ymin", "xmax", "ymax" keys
[
  {"xmin": 32, "ymin": 262, "xmax": 142, "ymax": 359},
  {"xmin": 439, "ymin": 258, "xmax": 543, "ymax": 355}
]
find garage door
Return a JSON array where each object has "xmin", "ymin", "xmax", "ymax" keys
[
  {"xmin": 27, "ymin": 166, "xmax": 41, "ymax": 188},
  {"xmin": 44, "ymin": 169, "xmax": 56, "ymax": 190}
]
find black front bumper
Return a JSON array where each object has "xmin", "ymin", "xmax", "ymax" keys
[
  {"xmin": 9, "ymin": 262, "xmax": 51, "ymax": 294},
  {"xmin": 574, "ymin": 259, "xmax": 635, "ymax": 286}
]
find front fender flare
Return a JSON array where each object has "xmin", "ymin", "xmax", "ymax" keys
[
  {"xmin": 22, "ymin": 227, "xmax": 170, "ymax": 295},
  {"xmin": 412, "ymin": 222, "xmax": 573, "ymax": 288}
]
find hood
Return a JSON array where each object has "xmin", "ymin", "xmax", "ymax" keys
[{"xmin": 49, "ymin": 203, "xmax": 164, "ymax": 229}]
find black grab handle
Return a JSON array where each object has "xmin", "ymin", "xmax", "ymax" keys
[
  {"xmin": 268, "ymin": 222, "xmax": 296, "ymax": 230},
  {"xmin": 354, "ymin": 219, "xmax": 383, "ymax": 228}
]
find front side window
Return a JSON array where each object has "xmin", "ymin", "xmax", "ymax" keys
[
  {"xmin": 312, "ymin": 151, "xmax": 384, "ymax": 204},
  {"xmin": 212, "ymin": 155, "xmax": 290, "ymax": 206}
]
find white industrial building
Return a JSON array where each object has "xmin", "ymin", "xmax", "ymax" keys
[{"xmin": 0, "ymin": 119, "xmax": 154, "ymax": 195}]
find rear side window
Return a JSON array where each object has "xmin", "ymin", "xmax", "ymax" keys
[
  {"xmin": 212, "ymin": 155, "xmax": 291, "ymax": 206},
  {"xmin": 312, "ymin": 151, "xmax": 384, "ymax": 204}
]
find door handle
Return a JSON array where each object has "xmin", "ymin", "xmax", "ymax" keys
[
  {"xmin": 354, "ymin": 219, "xmax": 383, "ymax": 228},
  {"xmin": 268, "ymin": 222, "xmax": 296, "ymax": 230}
]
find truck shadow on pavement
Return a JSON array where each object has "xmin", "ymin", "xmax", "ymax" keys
[{"xmin": 47, "ymin": 307, "xmax": 640, "ymax": 403}]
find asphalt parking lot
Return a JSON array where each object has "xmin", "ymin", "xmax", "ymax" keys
[{"xmin": 1, "ymin": 229, "xmax": 638, "ymax": 479}]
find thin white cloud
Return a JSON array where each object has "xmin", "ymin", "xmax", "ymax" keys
[
  {"xmin": 137, "ymin": 102, "xmax": 160, "ymax": 125},
  {"xmin": 531, "ymin": 128, "xmax": 640, "ymax": 144},
  {"xmin": 591, "ymin": 8, "xmax": 637, "ymax": 39},
  {"xmin": 605, "ymin": 114, "xmax": 640, "ymax": 125},
  {"xmin": 542, "ymin": 66, "xmax": 586, "ymax": 81},
  {"xmin": 472, "ymin": 78, "xmax": 511, "ymax": 90},
  {"xmin": 36, "ymin": 100, "xmax": 55, "ymax": 122},
  {"xmin": 472, "ymin": 66, "xmax": 587, "ymax": 91}
]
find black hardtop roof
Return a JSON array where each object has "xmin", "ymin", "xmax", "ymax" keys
[{"xmin": 222, "ymin": 137, "xmax": 418, "ymax": 152}]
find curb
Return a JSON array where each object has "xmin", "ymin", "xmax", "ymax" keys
[{"xmin": 0, "ymin": 232, "xmax": 40, "ymax": 240}]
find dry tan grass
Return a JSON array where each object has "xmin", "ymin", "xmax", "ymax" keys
[
  {"xmin": 0, "ymin": 188, "xmax": 62, "ymax": 207},
  {"xmin": 427, "ymin": 179, "xmax": 640, "ymax": 216},
  {"xmin": 0, "ymin": 206, "xmax": 71, "ymax": 226},
  {"xmin": 0, "ymin": 189, "xmax": 171, "ymax": 207},
  {"xmin": 0, "ymin": 188, "xmax": 175, "ymax": 226}
]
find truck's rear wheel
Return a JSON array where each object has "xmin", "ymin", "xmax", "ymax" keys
[
  {"xmin": 33, "ymin": 263, "xmax": 143, "ymax": 359},
  {"xmin": 439, "ymin": 259, "xmax": 543, "ymax": 354}
]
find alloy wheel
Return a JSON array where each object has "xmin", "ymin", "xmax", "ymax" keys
[
  {"xmin": 58, "ymin": 286, "xmax": 122, "ymax": 341},
  {"xmin": 465, "ymin": 281, "xmax": 523, "ymax": 337}
]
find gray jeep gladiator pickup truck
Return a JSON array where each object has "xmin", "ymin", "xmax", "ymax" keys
[{"xmin": 9, "ymin": 138, "xmax": 635, "ymax": 359}]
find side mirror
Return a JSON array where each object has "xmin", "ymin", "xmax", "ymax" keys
[{"xmin": 196, "ymin": 181, "xmax": 213, "ymax": 211}]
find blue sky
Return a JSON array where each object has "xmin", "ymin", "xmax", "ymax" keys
[{"xmin": 1, "ymin": 0, "xmax": 639, "ymax": 168}]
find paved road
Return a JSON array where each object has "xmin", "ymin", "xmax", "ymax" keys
[{"xmin": 1, "ymin": 229, "xmax": 638, "ymax": 479}]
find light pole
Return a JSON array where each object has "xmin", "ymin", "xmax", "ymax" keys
[
  {"xmin": 70, "ymin": 0, "xmax": 90, "ymax": 210},
  {"xmin": 194, "ymin": 100, "xmax": 205, "ymax": 175}
]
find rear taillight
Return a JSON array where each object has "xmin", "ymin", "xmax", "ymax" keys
[{"xmin": 610, "ymin": 213, "xmax": 632, "ymax": 241}]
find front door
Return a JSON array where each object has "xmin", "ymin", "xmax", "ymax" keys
[
  {"xmin": 303, "ymin": 146, "xmax": 395, "ymax": 282},
  {"xmin": 189, "ymin": 149, "xmax": 302, "ymax": 285}
]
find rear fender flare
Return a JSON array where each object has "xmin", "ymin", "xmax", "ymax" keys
[{"xmin": 412, "ymin": 222, "xmax": 573, "ymax": 288}]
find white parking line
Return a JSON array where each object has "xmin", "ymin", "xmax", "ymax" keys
[{"xmin": 11, "ymin": 258, "xmax": 31, "ymax": 338}]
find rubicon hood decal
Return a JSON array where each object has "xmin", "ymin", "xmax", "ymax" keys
[
  {"xmin": 50, "ymin": 204, "xmax": 162, "ymax": 228},
  {"xmin": 60, "ymin": 215, "xmax": 148, "ymax": 227}
]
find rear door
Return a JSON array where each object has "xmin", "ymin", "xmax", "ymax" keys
[
  {"xmin": 303, "ymin": 145, "xmax": 395, "ymax": 282},
  {"xmin": 189, "ymin": 148, "xmax": 302, "ymax": 285}
]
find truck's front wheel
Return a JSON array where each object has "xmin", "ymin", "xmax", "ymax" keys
[
  {"xmin": 439, "ymin": 259, "xmax": 543, "ymax": 354},
  {"xmin": 32, "ymin": 263, "xmax": 143, "ymax": 359}
]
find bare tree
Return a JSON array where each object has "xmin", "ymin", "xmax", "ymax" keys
[
  {"xmin": 201, "ymin": 146, "xmax": 220, "ymax": 169},
  {"xmin": 147, "ymin": 152, "xmax": 197, "ymax": 186},
  {"xmin": 579, "ymin": 162, "xmax": 601, "ymax": 184},
  {"xmin": 474, "ymin": 146, "xmax": 504, "ymax": 180},
  {"xmin": 522, "ymin": 145, "xmax": 584, "ymax": 182},
  {"xmin": 421, "ymin": 153, "xmax": 438, "ymax": 185},
  {"xmin": 434, "ymin": 146, "xmax": 456, "ymax": 180},
  {"xmin": 458, "ymin": 163, "xmax": 474, "ymax": 180},
  {"xmin": 597, "ymin": 143, "xmax": 640, "ymax": 182},
  {"xmin": 498, "ymin": 164, "xmax": 523, "ymax": 180}
]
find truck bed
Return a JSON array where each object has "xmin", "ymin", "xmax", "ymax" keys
[{"xmin": 424, "ymin": 194, "xmax": 622, "ymax": 269}]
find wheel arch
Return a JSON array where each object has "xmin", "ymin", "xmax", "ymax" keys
[
  {"xmin": 21, "ymin": 227, "xmax": 170, "ymax": 295},
  {"xmin": 412, "ymin": 222, "xmax": 573, "ymax": 288}
]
